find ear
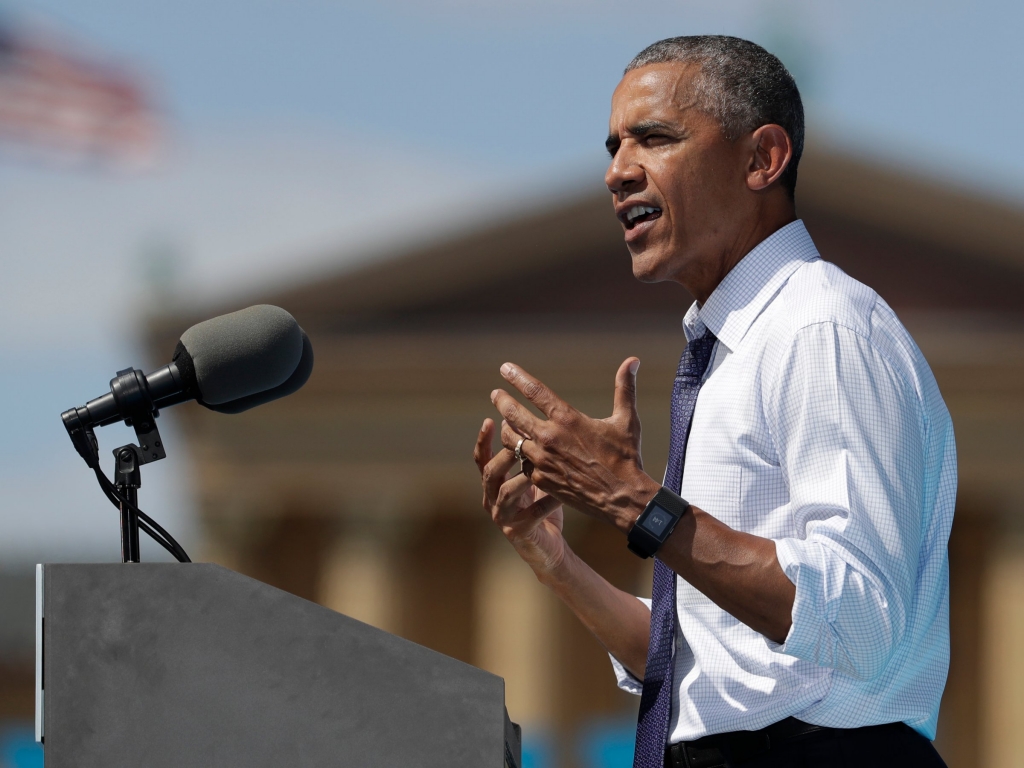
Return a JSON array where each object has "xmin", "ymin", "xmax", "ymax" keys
[{"xmin": 746, "ymin": 124, "xmax": 793, "ymax": 192}]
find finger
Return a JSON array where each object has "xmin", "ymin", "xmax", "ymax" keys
[
  {"xmin": 493, "ymin": 473, "xmax": 535, "ymax": 521},
  {"xmin": 611, "ymin": 357, "xmax": 641, "ymax": 427},
  {"xmin": 499, "ymin": 363, "xmax": 572, "ymax": 421},
  {"xmin": 500, "ymin": 490, "xmax": 561, "ymax": 532},
  {"xmin": 473, "ymin": 418, "xmax": 495, "ymax": 473},
  {"xmin": 482, "ymin": 448, "xmax": 519, "ymax": 504},
  {"xmin": 523, "ymin": 493, "xmax": 562, "ymax": 522},
  {"xmin": 491, "ymin": 388, "xmax": 542, "ymax": 436},
  {"xmin": 500, "ymin": 420, "xmax": 535, "ymax": 463}
]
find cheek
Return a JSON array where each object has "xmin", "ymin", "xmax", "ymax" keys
[
  {"xmin": 655, "ymin": 158, "xmax": 708, "ymax": 210},
  {"xmin": 661, "ymin": 173, "xmax": 707, "ymax": 225},
  {"xmin": 677, "ymin": 164, "xmax": 734, "ymax": 217}
]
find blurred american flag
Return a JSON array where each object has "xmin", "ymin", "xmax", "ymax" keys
[{"xmin": 0, "ymin": 21, "xmax": 161, "ymax": 168}]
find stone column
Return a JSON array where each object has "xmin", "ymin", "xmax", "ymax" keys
[
  {"xmin": 319, "ymin": 528, "xmax": 401, "ymax": 634},
  {"xmin": 474, "ymin": 533, "xmax": 559, "ymax": 725},
  {"xmin": 981, "ymin": 530, "xmax": 1024, "ymax": 768}
]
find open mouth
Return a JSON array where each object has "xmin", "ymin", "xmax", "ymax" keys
[{"xmin": 624, "ymin": 204, "xmax": 662, "ymax": 230}]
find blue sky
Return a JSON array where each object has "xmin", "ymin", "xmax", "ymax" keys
[
  {"xmin": 15, "ymin": 0, "xmax": 1024, "ymax": 191},
  {"xmin": 1, "ymin": 0, "xmax": 1021, "ymax": 563}
]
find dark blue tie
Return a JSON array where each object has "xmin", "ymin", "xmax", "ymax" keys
[{"xmin": 633, "ymin": 329, "xmax": 717, "ymax": 768}]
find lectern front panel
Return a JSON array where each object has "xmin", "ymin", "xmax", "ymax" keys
[{"xmin": 39, "ymin": 563, "xmax": 518, "ymax": 768}]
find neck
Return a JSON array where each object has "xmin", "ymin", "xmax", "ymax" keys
[{"xmin": 685, "ymin": 200, "xmax": 796, "ymax": 304}]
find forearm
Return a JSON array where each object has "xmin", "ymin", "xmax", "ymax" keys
[
  {"xmin": 656, "ymin": 505, "xmax": 794, "ymax": 643},
  {"xmin": 537, "ymin": 545, "xmax": 652, "ymax": 680},
  {"xmin": 607, "ymin": 473, "xmax": 795, "ymax": 643}
]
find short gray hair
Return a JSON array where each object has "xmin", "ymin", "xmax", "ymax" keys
[{"xmin": 626, "ymin": 35, "xmax": 804, "ymax": 199}]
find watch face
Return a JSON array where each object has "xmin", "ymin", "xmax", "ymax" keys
[{"xmin": 642, "ymin": 506, "xmax": 673, "ymax": 537}]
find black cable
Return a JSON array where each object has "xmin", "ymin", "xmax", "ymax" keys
[
  {"xmin": 93, "ymin": 467, "xmax": 192, "ymax": 563},
  {"xmin": 95, "ymin": 474, "xmax": 183, "ymax": 561},
  {"xmin": 97, "ymin": 477, "xmax": 188, "ymax": 563},
  {"xmin": 101, "ymin": 476, "xmax": 190, "ymax": 563},
  {"xmin": 100, "ymin": 481, "xmax": 190, "ymax": 563}
]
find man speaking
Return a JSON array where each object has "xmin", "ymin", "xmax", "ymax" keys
[{"xmin": 473, "ymin": 36, "xmax": 954, "ymax": 768}]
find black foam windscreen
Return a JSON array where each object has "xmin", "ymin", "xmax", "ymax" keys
[
  {"xmin": 177, "ymin": 305, "xmax": 303, "ymax": 406},
  {"xmin": 203, "ymin": 330, "xmax": 314, "ymax": 414}
]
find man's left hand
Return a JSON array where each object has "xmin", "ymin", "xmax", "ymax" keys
[{"xmin": 490, "ymin": 357, "xmax": 661, "ymax": 533}]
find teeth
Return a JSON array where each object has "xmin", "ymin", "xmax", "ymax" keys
[{"xmin": 626, "ymin": 205, "xmax": 659, "ymax": 224}]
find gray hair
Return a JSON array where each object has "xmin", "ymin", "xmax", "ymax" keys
[{"xmin": 626, "ymin": 36, "xmax": 804, "ymax": 199}]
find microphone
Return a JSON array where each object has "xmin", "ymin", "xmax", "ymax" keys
[
  {"xmin": 63, "ymin": 304, "xmax": 313, "ymax": 432},
  {"xmin": 60, "ymin": 304, "xmax": 315, "ymax": 565}
]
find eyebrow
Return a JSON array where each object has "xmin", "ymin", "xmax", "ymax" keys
[{"xmin": 605, "ymin": 120, "xmax": 680, "ymax": 153}]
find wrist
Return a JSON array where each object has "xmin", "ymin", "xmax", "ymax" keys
[
  {"xmin": 535, "ymin": 544, "xmax": 579, "ymax": 591},
  {"xmin": 612, "ymin": 472, "xmax": 663, "ymax": 535},
  {"xmin": 626, "ymin": 486, "xmax": 691, "ymax": 559}
]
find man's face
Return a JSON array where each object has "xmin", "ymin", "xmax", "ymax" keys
[{"xmin": 605, "ymin": 63, "xmax": 753, "ymax": 286}]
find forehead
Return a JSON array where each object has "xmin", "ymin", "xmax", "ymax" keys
[{"xmin": 610, "ymin": 62, "xmax": 702, "ymax": 127}]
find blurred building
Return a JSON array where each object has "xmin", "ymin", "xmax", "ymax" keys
[{"xmin": 147, "ymin": 147, "xmax": 1024, "ymax": 768}]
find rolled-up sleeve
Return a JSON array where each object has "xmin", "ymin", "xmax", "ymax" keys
[
  {"xmin": 767, "ymin": 322, "xmax": 926, "ymax": 681},
  {"xmin": 608, "ymin": 597, "xmax": 651, "ymax": 694}
]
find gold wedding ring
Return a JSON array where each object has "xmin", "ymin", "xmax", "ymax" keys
[{"xmin": 514, "ymin": 437, "xmax": 529, "ymax": 463}]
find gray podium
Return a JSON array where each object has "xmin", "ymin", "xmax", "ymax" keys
[{"xmin": 35, "ymin": 563, "xmax": 521, "ymax": 768}]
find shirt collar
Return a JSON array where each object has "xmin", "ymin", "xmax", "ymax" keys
[{"xmin": 683, "ymin": 219, "xmax": 820, "ymax": 350}]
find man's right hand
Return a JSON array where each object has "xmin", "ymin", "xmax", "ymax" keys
[{"xmin": 474, "ymin": 418, "xmax": 566, "ymax": 579}]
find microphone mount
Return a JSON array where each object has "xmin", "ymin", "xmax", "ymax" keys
[{"xmin": 62, "ymin": 367, "xmax": 187, "ymax": 564}]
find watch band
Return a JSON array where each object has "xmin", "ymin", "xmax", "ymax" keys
[{"xmin": 627, "ymin": 487, "xmax": 690, "ymax": 559}]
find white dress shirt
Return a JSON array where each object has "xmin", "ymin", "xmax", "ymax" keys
[{"xmin": 609, "ymin": 220, "xmax": 956, "ymax": 742}]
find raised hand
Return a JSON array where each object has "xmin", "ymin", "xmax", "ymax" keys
[
  {"xmin": 489, "ymin": 357, "xmax": 660, "ymax": 534},
  {"xmin": 473, "ymin": 418, "xmax": 566, "ymax": 577},
  {"xmin": 474, "ymin": 409, "xmax": 655, "ymax": 679}
]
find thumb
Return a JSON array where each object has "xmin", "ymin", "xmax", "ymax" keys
[{"xmin": 612, "ymin": 357, "xmax": 640, "ymax": 427}]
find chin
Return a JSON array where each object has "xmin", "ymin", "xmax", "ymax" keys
[{"xmin": 628, "ymin": 246, "xmax": 670, "ymax": 284}]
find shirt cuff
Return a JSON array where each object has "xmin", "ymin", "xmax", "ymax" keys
[
  {"xmin": 773, "ymin": 537, "xmax": 838, "ymax": 664},
  {"xmin": 607, "ymin": 596, "xmax": 652, "ymax": 696}
]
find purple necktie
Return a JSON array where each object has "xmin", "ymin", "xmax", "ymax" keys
[{"xmin": 633, "ymin": 329, "xmax": 717, "ymax": 768}]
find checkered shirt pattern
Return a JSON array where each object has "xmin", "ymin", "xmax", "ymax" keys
[
  {"xmin": 609, "ymin": 220, "xmax": 956, "ymax": 743},
  {"xmin": 633, "ymin": 330, "xmax": 716, "ymax": 768}
]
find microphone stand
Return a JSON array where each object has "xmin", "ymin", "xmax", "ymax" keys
[
  {"xmin": 114, "ymin": 446, "xmax": 143, "ymax": 563},
  {"xmin": 110, "ymin": 383, "xmax": 167, "ymax": 564}
]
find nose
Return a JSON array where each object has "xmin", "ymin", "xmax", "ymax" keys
[{"xmin": 605, "ymin": 142, "xmax": 645, "ymax": 196}]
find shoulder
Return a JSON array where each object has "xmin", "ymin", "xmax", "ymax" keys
[
  {"xmin": 774, "ymin": 258, "xmax": 877, "ymax": 338},
  {"xmin": 766, "ymin": 259, "xmax": 937, "ymax": 405}
]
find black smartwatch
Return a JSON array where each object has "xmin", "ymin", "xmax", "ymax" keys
[{"xmin": 627, "ymin": 487, "xmax": 690, "ymax": 559}]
